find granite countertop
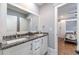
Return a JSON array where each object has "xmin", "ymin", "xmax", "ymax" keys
[{"xmin": 0, "ymin": 33, "xmax": 48, "ymax": 50}]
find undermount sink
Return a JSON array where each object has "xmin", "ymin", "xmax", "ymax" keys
[
  {"xmin": 6, "ymin": 38, "xmax": 28, "ymax": 44},
  {"xmin": 34, "ymin": 34, "xmax": 44, "ymax": 36}
]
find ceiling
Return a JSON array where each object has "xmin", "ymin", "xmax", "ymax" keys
[
  {"xmin": 35, "ymin": 3, "xmax": 46, "ymax": 7},
  {"xmin": 7, "ymin": 3, "xmax": 29, "ymax": 15},
  {"xmin": 58, "ymin": 3, "xmax": 77, "ymax": 20}
]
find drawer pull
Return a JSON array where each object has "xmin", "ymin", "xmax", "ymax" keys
[{"xmin": 31, "ymin": 43, "xmax": 32, "ymax": 50}]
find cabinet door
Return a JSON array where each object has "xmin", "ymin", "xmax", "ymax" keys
[
  {"xmin": 32, "ymin": 38, "xmax": 42, "ymax": 55},
  {"xmin": 40, "ymin": 36, "xmax": 48, "ymax": 55},
  {"xmin": 0, "ymin": 50, "xmax": 3, "ymax": 55},
  {"xmin": 3, "ymin": 41, "xmax": 32, "ymax": 55}
]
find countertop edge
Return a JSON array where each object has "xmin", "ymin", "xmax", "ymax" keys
[{"xmin": 0, "ymin": 34, "xmax": 48, "ymax": 50}]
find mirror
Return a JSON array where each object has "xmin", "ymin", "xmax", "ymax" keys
[
  {"xmin": 6, "ymin": 8, "xmax": 29, "ymax": 35},
  {"xmin": 6, "ymin": 4, "xmax": 39, "ymax": 36},
  {"xmin": 29, "ymin": 14, "xmax": 39, "ymax": 32}
]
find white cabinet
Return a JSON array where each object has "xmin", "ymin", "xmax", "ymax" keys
[
  {"xmin": 2, "ymin": 36, "xmax": 48, "ymax": 55},
  {"xmin": 0, "ymin": 50, "xmax": 2, "ymax": 55},
  {"xmin": 32, "ymin": 38, "xmax": 42, "ymax": 55},
  {"xmin": 32, "ymin": 36, "xmax": 48, "ymax": 55},
  {"xmin": 3, "ymin": 41, "xmax": 32, "ymax": 55},
  {"xmin": 40, "ymin": 36, "xmax": 48, "ymax": 55}
]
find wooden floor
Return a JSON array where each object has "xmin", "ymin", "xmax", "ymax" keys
[{"xmin": 58, "ymin": 38, "xmax": 77, "ymax": 55}]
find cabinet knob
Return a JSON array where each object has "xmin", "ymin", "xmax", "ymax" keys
[
  {"xmin": 42, "ymin": 39, "xmax": 43, "ymax": 44},
  {"xmin": 31, "ymin": 43, "xmax": 32, "ymax": 50}
]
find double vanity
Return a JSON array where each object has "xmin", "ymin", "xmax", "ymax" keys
[
  {"xmin": 0, "ymin": 3, "xmax": 48, "ymax": 55},
  {"xmin": 0, "ymin": 32, "xmax": 48, "ymax": 55}
]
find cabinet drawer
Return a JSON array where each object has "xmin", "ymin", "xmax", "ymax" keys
[{"xmin": 32, "ymin": 38, "xmax": 42, "ymax": 51}]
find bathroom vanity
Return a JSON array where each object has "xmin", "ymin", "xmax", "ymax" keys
[
  {"xmin": 0, "ymin": 3, "xmax": 48, "ymax": 55},
  {"xmin": 0, "ymin": 33, "xmax": 48, "ymax": 55}
]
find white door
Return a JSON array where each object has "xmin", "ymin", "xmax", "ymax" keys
[
  {"xmin": 58, "ymin": 21, "xmax": 66, "ymax": 38},
  {"xmin": 57, "ymin": 22, "xmax": 61, "ymax": 37}
]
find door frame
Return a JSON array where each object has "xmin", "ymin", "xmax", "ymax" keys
[
  {"xmin": 54, "ymin": 3, "xmax": 68, "ymax": 54},
  {"xmin": 76, "ymin": 4, "xmax": 79, "ymax": 51}
]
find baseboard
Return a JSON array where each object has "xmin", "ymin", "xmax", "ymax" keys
[
  {"xmin": 44, "ymin": 52, "xmax": 48, "ymax": 55},
  {"xmin": 75, "ymin": 49, "xmax": 79, "ymax": 54},
  {"xmin": 47, "ymin": 47, "xmax": 58, "ymax": 55}
]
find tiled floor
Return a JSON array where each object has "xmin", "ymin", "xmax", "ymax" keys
[{"xmin": 58, "ymin": 38, "xmax": 77, "ymax": 55}]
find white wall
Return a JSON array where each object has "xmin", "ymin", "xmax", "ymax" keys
[
  {"xmin": 39, "ymin": 4, "xmax": 55, "ymax": 49},
  {"xmin": 0, "ymin": 3, "xmax": 7, "ymax": 42}
]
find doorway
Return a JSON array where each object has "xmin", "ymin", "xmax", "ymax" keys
[{"xmin": 56, "ymin": 3, "xmax": 77, "ymax": 55}]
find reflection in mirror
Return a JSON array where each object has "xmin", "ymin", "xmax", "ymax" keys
[
  {"xmin": 6, "ymin": 4, "xmax": 39, "ymax": 36},
  {"xmin": 6, "ymin": 8, "xmax": 29, "ymax": 35},
  {"xmin": 28, "ymin": 14, "xmax": 39, "ymax": 32}
]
